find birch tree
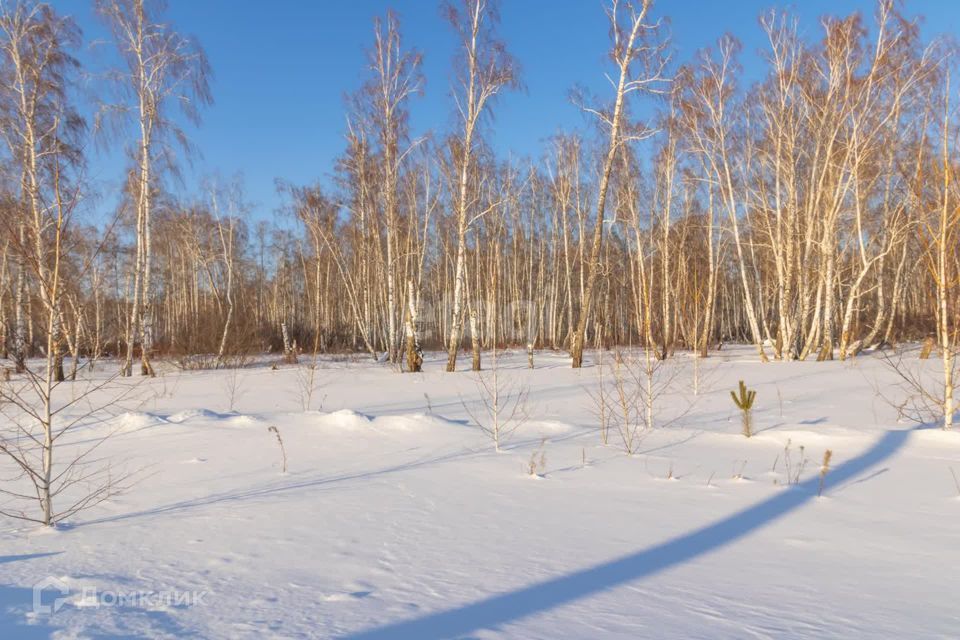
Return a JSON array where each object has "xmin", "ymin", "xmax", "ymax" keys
[
  {"xmin": 570, "ymin": 0, "xmax": 668, "ymax": 368},
  {"xmin": 443, "ymin": 0, "xmax": 517, "ymax": 372},
  {"xmin": 358, "ymin": 11, "xmax": 422, "ymax": 366},
  {"xmin": 97, "ymin": 0, "xmax": 211, "ymax": 377},
  {"xmin": 0, "ymin": 2, "xmax": 81, "ymax": 379},
  {"xmin": 929, "ymin": 73, "xmax": 958, "ymax": 428}
]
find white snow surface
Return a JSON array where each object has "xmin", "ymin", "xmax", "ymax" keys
[{"xmin": 1, "ymin": 347, "xmax": 958, "ymax": 638}]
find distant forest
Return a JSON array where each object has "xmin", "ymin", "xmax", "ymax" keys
[{"xmin": 0, "ymin": 0, "xmax": 958, "ymax": 380}]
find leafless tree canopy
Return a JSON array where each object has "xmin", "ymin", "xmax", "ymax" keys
[{"xmin": 0, "ymin": 0, "xmax": 956, "ymax": 436}]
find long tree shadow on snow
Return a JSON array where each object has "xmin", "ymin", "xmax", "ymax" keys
[
  {"xmin": 0, "ymin": 552, "xmax": 200, "ymax": 639},
  {"xmin": 343, "ymin": 428, "xmax": 912, "ymax": 640},
  {"xmin": 0, "ymin": 553, "xmax": 63, "ymax": 639}
]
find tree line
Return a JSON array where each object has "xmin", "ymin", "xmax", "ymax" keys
[{"xmin": 0, "ymin": 0, "xmax": 957, "ymax": 384}]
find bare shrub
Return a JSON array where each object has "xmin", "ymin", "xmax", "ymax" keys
[
  {"xmin": 175, "ymin": 353, "xmax": 219, "ymax": 371},
  {"xmin": 779, "ymin": 439, "xmax": 807, "ymax": 486},
  {"xmin": 295, "ymin": 357, "xmax": 328, "ymax": 412},
  {"xmin": 591, "ymin": 349, "xmax": 689, "ymax": 455},
  {"xmin": 879, "ymin": 347, "xmax": 958, "ymax": 429}
]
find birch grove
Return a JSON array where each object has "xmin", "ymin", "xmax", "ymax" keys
[{"xmin": 0, "ymin": 0, "xmax": 958, "ymax": 433}]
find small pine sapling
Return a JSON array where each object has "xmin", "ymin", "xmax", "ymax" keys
[{"xmin": 731, "ymin": 380, "xmax": 757, "ymax": 437}]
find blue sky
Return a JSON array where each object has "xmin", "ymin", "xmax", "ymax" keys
[{"xmin": 52, "ymin": 0, "xmax": 960, "ymax": 220}]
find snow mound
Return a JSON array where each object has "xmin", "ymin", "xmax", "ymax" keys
[
  {"xmin": 165, "ymin": 408, "xmax": 230, "ymax": 424},
  {"xmin": 370, "ymin": 413, "xmax": 458, "ymax": 431},
  {"xmin": 226, "ymin": 414, "xmax": 262, "ymax": 427},
  {"xmin": 312, "ymin": 411, "xmax": 462, "ymax": 432},
  {"xmin": 113, "ymin": 411, "xmax": 167, "ymax": 432},
  {"xmin": 315, "ymin": 409, "xmax": 373, "ymax": 430},
  {"xmin": 527, "ymin": 419, "xmax": 575, "ymax": 435},
  {"xmin": 911, "ymin": 428, "xmax": 960, "ymax": 446},
  {"xmin": 752, "ymin": 425, "xmax": 868, "ymax": 444},
  {"xmin": 370, "ymin": 414, "xmax": 424, "ymax": 431}
]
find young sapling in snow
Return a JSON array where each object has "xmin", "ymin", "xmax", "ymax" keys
[
  {"xmin": 692, "ymin": 352, "xmax": 702, "ymax": 396},
  {"xmin": 950, "ymin": 467, "xmax": 960, "ymax": 498},
  {"xmin": 818, "ymin": 449, "xmax": 833, "ymax": 497},
  {"xmin": 689, "ymin": 353, "xmax": 723, "ymax": 398},
  {"xmin": 423, "ymin": 392, "xmax": 433, "ymax": 414},
  {"xmin": 527, "ymin": 438, "xmax": 547, "ymax": 477},
  {"xmin": 732, "ymin": 459, "xmax": 747, "ymax": 480},
  {"xmin": 0, "ymin": 362, "xmax": 140, "ymax": 525},
  {"xmin": 585, "ymin": 348, "xmax": 610, "ymax": 446},
  {"xmin": 268, "ymin": 426, "xmax": 287, "ymax": 474},
  {"xmin": 222, "ymin": 367, "xmax": 245, "ymax": 412},
  {"xmin": 295, "ymin": 358, "xmax": 327, "ymax": 412},
  {"xmin": 731, "ymin": 380, "xmax": 757, "ymax": 437},
  {"xmin": 462, "ymin": 349, "xmax": 530, "ymax": 452}
]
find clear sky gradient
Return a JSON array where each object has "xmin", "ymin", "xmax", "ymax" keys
[{"xmin": 52, "ymin": 0, "xmax": 960, "ymax": 220}]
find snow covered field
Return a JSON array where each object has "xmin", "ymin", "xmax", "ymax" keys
[{"xmin": 1, "ymin": 347, "xmax": 958, "ymax": 639}]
